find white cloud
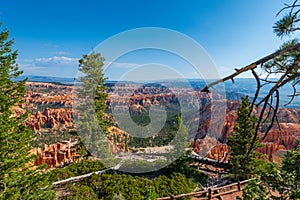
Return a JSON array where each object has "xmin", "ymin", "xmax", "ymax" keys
[
  {"xmin": 34, "ymin": 56, "xmax": 78, "ymax": 63},
  {"xmin": 17, "ymin": 56, "xmax": 142, "ymax": 78},
  {"xmin": 18, "ymin": 56, "xmax": 79, "ymax": 77}
]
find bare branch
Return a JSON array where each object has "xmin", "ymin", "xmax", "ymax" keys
[
  {"xmin": 256, "ymin": 65, "xmax": 296, "ymax": 106},
  {"xmin": 262, "ymin": 90, "xmax": 280, "ymax": 140},
  {"xmin": 250, "ymin": 69, "xmax": 260, "ymax": 114},
  {"xmin": 261, "ymin": 96, "xmax": 273, "ymax": 126},
  {"xmin": 201, "ymin": 44, "xmax": 300, "ymax": 92},
  {"xmin": 276, "ymin": 0, "xmax": 300, "ymax": 16},
  {"xmin": 285, "ymin": 79, "xmax": 300, "ymax": 106}
]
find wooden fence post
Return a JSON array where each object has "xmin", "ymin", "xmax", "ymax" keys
[
  {"xmin": 238, "ymin": 181, "xmax": 241, "ymax": 191},
  {"xmin": 208, "ymin": 188, "xmax": 212, "ymax": 199}
]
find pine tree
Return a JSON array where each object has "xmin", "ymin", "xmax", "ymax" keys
[
  {"xmin": 74, "ymin": 52, "xmax": 111, "ymax": 160},
  {"xmin": 143, "ymin": 186, "xmax": 158, "ymax": 200},
  {"xmin": 240, "ymin": 143, "xmax": 300, "ymax": 199},
  {"xmin": 0, "ymin": 25, "xmax": 55, "ymax": 199},
  {"xmin": 279, "ymin": 145, "xmax": 300, "ymax": 198},
  {"xmin": 266, "ymin": 143, "xmax": 300, "ymax": 199},
  {"xmin": 227, "ymin": 96, "xmax": 264, "ymax": 181},
  {"xmin": 167, "ymin": 115, "xmax": 189, "ymax": 161}
]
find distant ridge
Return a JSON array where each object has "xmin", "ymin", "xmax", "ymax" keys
[
  {"xmin": 17, "ymin": 75, "xmax": 75, "ymax": 85},
  {"xmin": 17, "ymin": 75, "xmax": 299, "ymax": 108}
]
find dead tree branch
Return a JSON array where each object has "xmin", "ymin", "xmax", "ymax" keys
[
  {"xmin": 201, "ymin": 44, "xmax": 300, "ymax": 166},
  {"xmin": 201, "ymin": 44, "xmax": 300, "ymax": 92}
]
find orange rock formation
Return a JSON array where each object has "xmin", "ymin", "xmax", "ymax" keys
[
  {"xmin": 107, "ymin": 126, "xmax": 131, "ymax": 154},
  {"xmin": 23, "ymin": 82, "xmax": 300, "ymax": 164},
  {"xmin": 30, "ymin": 139, "xmax": 78, "ymax": 169},
  {"xmin": 26, "ymin": 108, "xmax": 74, "ymax": 132}
]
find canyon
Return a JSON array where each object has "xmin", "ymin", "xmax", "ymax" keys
[{"xmin": 21, "ymin": 82, "xmax": 300, "ymax": 168}]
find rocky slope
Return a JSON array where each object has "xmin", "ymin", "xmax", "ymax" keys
[
  {"xmin": 109, "ymin": 85, "xmax": 300, "ymax": 162},
  {"xmin": 30, "ymin": 139, "xmax": 78, "ymax": 169},
  {"xmin": 21, "ymin": 82, "xmax": 300, "ymax": 164},
  {"xmin": 193, "ymin": 102, "xmax": 300, "ymax": 162},
  {"xmin": 23, "ymin": 82, "xmax": 75, "ymax": 134},
  {"xmin": 26, "ymin": 108, "xmax": 74, "ymax": 133}
]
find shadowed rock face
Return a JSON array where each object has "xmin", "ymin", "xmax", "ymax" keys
[
  {"xmin": 192, "ymin": 100, "xmax": 300, "ymax": 162},
  {"xmin": 113, "ymin": 87, "xmax": 298, "ymax": 162},
  {"xmin": 17, "ymin": 82, "xmax": 300, "ymax": 164}
]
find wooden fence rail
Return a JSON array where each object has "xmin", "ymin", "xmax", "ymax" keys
[
  {"xmin": 52, "ymin": 161, "xmax": 124, "ymax": 187},
  {"xmin": 157, "ymin": 179, "xmax": 254, "ymax": 200}
]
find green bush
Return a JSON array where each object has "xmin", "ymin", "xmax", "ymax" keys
[
  {"xmin": 162, "ymin": 153, "xmax": 207, "ymax": 184},
  {"xmin": 65, "ymin": 172, "xmax": 196, "ymax": 200},
  {"xmin": 48, "ymin": 160, "xmax": 106, "ymax": 182},
  {"xmin": 66, "ymin": 185, "xmax": 98, "ymax": 200}
]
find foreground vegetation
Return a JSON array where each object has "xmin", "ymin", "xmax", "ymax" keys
[
  {"xmin": 58, "ymin": 172, "xmax": 196, "ymax": 200},
  {"xmin": 1, "ymin": 1, "xmax": 300, "ymax": 199},
  {"xmin": 42, "ymin": 158, "xmax": 200, "ymax": 200}
]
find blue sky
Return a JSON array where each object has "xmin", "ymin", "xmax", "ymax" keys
[{"xmin": 0, "ymin": 0, "xmax": 293, "ymax": 79}]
